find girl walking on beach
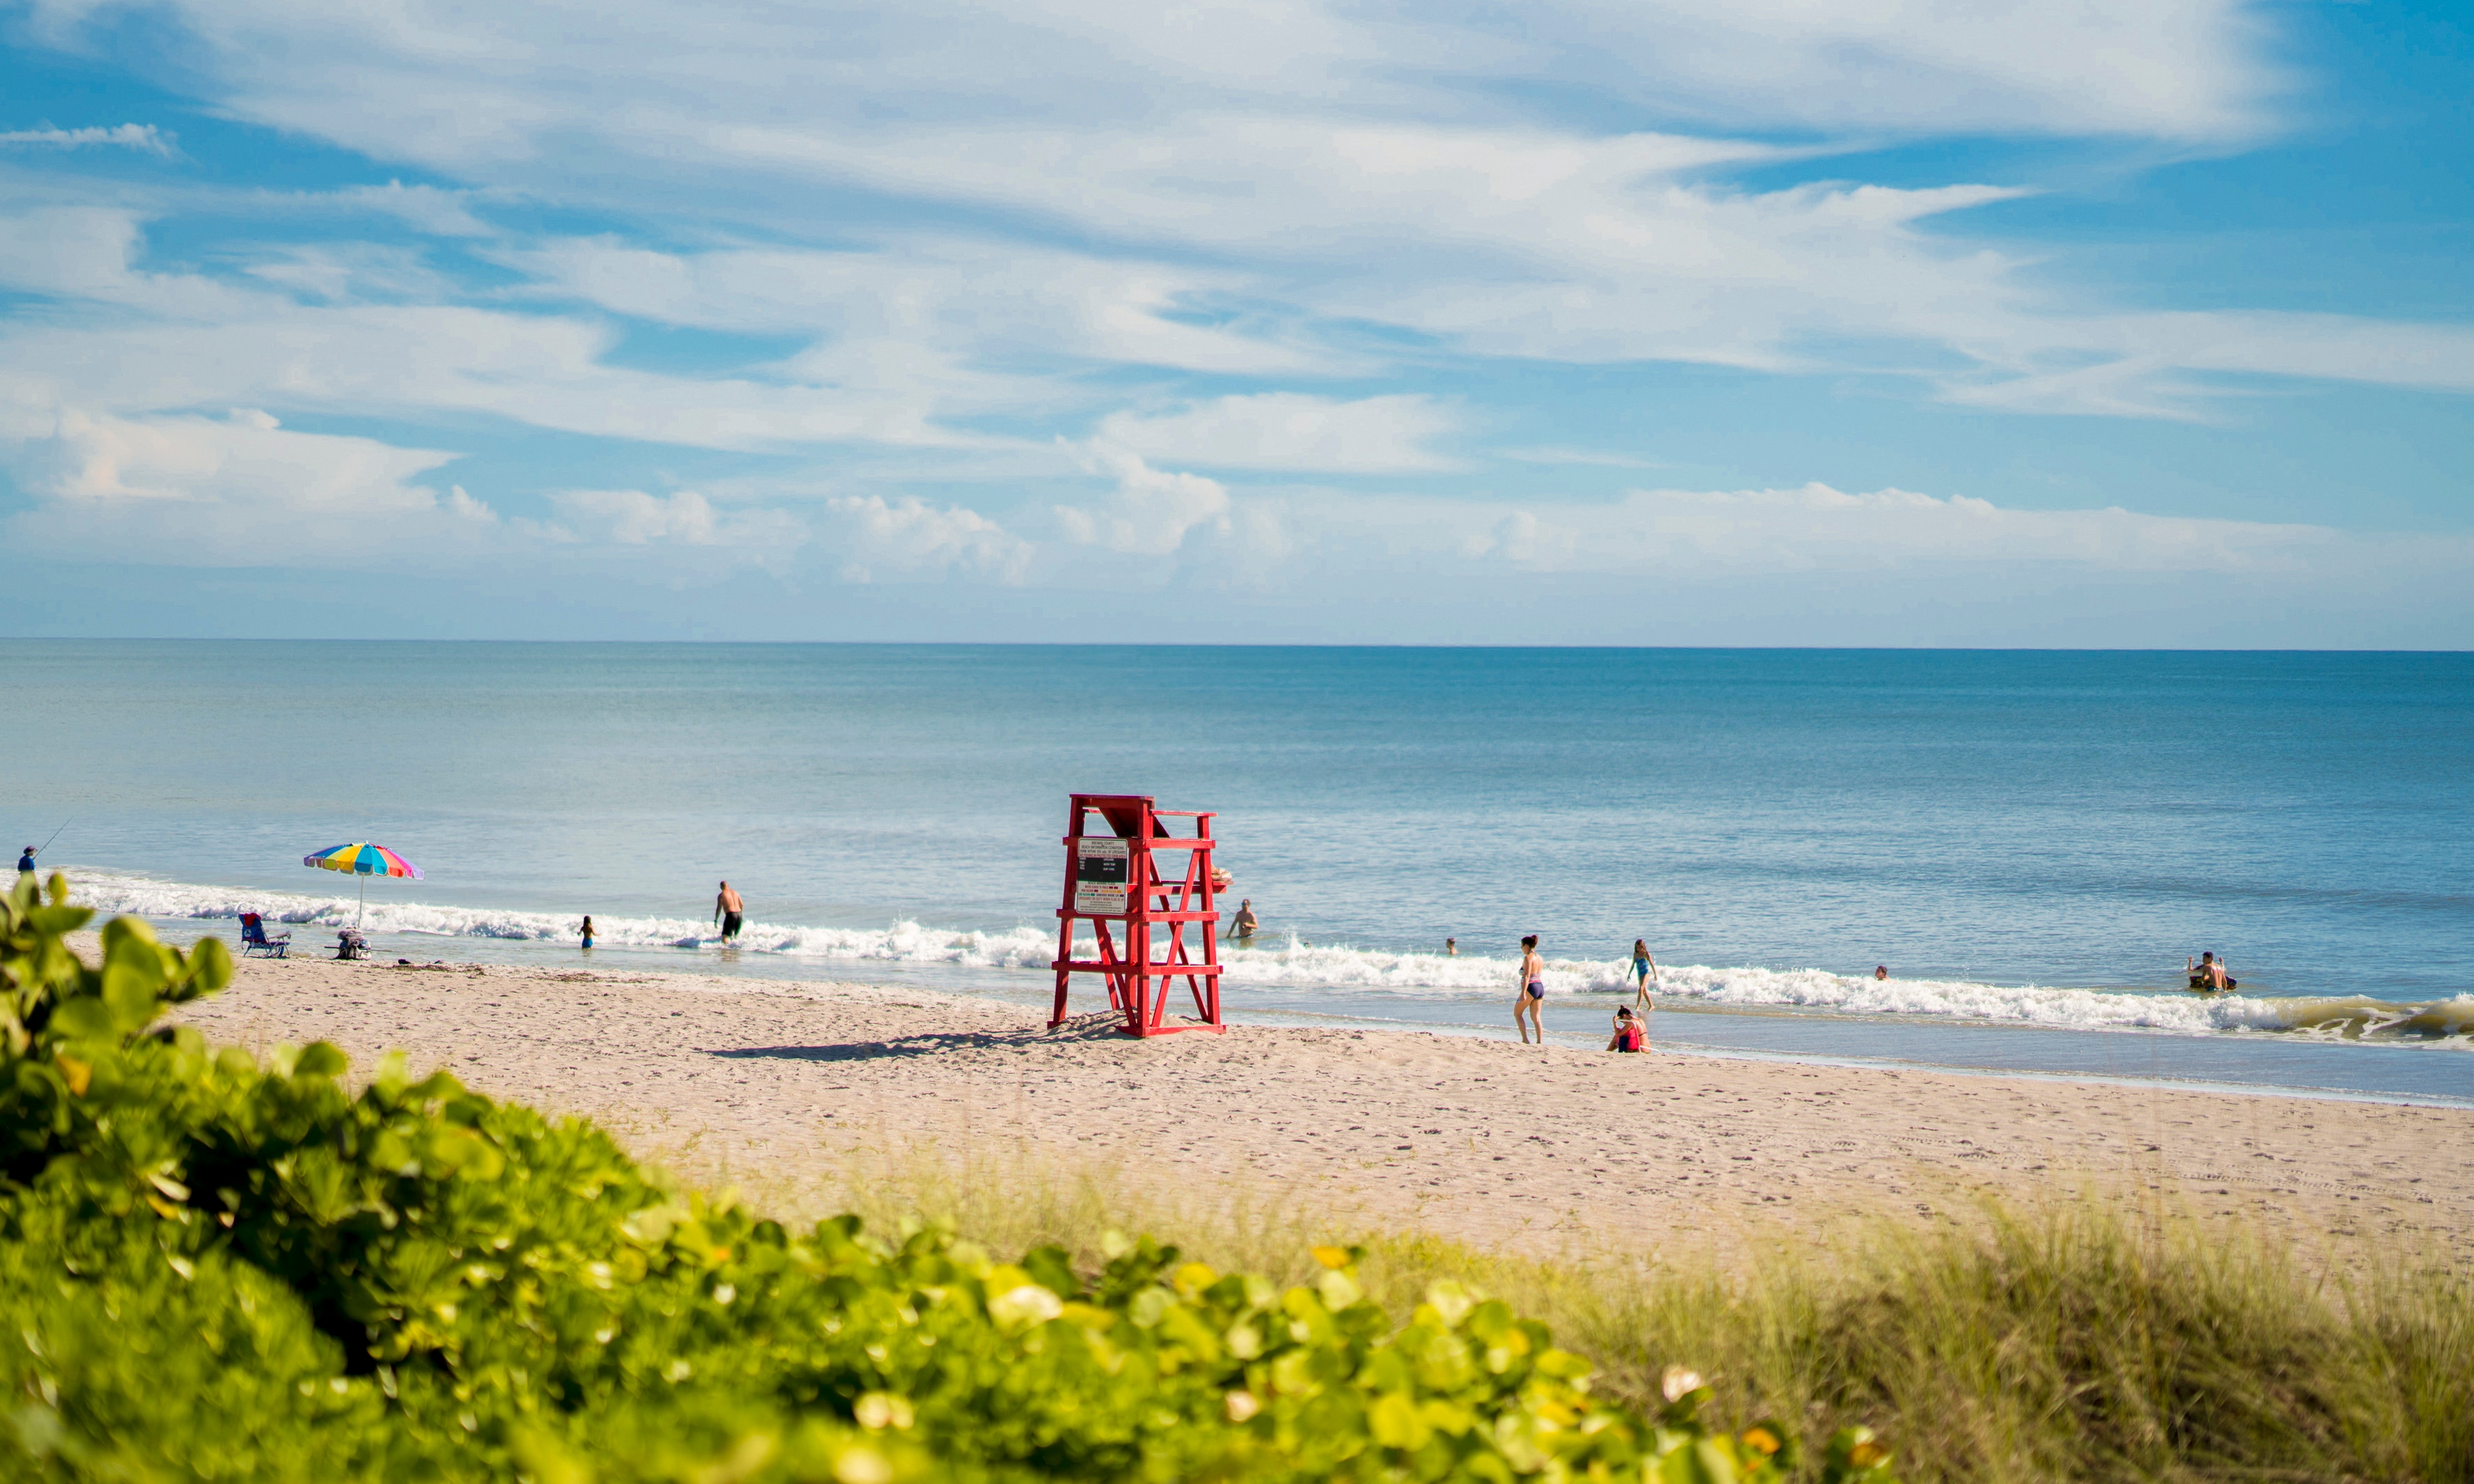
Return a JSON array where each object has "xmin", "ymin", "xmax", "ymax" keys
[
  {"xmin": 1514, "ymin": 935, "xmax": 1547, "ymax": 1044},
  {"xmin": 1630, "ymin": 939, "xmax": 1658, "ymax": 1013}
]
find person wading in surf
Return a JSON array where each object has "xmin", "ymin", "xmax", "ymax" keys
[
  {"xmin": 2188, "ymin": 952, "xmax": 2235, "ymax": 992},
  {"xmin": 715, "ymin": 882, "xmax": 745, "ymax": 944},
  {"xmin": 1514, "ymin": 934, "xmax": 1547, "ymax": 1044}
]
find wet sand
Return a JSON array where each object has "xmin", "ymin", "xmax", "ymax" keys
[{"xmin": 171, "ymin": 953, "xmax": 2474, "ymax": 1268}]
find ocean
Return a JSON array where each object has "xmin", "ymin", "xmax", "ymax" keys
[{"xmin": 9, "ymin": 641, "xmax": 2469, "ymax": 1102}]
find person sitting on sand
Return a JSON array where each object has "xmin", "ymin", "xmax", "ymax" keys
[
  {"xmin": 1607, "ymin": 1005, "xmax": 1645, "ymax": 1053},
  {"xmin": 715, "ymin": 882, "xmax": 745, "ymax": 943},
  {"xmin": 1230, "ymin": 898, "xmax": 1259, "ymax": 939},
  {"xmin": 2188, "ymin": 952, "xmax": 2236, "ymax": 992},
  {"xmin": 1514, "ymin": 935, "xmax": 1546, "ymax": 1045}
]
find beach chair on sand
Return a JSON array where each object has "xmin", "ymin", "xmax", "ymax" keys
[{"xmin": 239, "ymin": 913, "xmax": 291, "ymax": 958}]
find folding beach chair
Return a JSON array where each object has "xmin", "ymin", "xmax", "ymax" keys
[{"xmin": 239, "ymin": 913, "xmax": 291, "ymax": 958}]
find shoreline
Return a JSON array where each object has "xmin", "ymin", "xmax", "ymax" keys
[
  {"xmin": 166, "ymin": 949, "xmax": 2474, "ymax": 1270},
  {"xmin": 116, "ymin": 908, "xmax": 2474, "ymax": 1107}
]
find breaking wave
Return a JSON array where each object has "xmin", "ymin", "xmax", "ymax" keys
[{"xmin": 61, "ymin": 868, "xmax": 2473, "ymax": 1045}]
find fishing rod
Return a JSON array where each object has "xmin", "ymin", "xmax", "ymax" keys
[{"xmin": 39, "ymin": 819, "xmax": 70, "ymax": 853}]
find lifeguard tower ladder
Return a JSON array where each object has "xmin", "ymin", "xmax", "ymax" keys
[{"xmin": 1050, "ymin": 794, "xmax": 1226, "ymax": 1036}]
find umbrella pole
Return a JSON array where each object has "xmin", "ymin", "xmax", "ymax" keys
[{"xmin": 358, "ymin": 875, "xmax": 366, "ymax": 930}]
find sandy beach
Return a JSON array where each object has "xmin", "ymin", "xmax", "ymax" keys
[{"xmin": 171, "ymin": 951, "xmax": 2474, "ymax": 1270}]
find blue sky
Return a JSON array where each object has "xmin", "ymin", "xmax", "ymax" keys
[{"xmin": 1, "ymin": 0, "xmax": 2468, "ymax": 645}]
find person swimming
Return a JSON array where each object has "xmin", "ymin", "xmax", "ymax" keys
[{"xmin": 1874, "ymin": 964, "xmax": 1888, "ymax": 981}]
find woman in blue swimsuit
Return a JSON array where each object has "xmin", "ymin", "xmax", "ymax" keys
[{"xmin": 1514, "ymin": 935, "xmax": 1546, "ymax": 1044}]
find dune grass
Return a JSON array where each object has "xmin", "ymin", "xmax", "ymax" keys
[{"xmin": 738, "ymin": 1135, "xmax": 2474, "ymax": 1484}]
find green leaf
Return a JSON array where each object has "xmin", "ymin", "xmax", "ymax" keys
[
  {"xmin": 49, "ymin": 997, "xmax": 117, "ymax": 1043},
  {"xmin": 185, "ymin": 936, "xmax": 234, "ymax": 996},
  {"xmin": 101, "ymin": 959, "xmax": 160, "ymax": 1032},
  {"xmin": 293, "ymin": 1042, "xmax": 350, "ymax": 1080}
]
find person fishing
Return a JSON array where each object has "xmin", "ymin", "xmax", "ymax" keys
[{"xmin": 18, "ymin": 821, "xmax": 65, "ymax": 879}]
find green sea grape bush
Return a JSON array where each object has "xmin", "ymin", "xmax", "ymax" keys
[{"xmin": 0, "ymin": 873, "xmax": 1899, "ymax": 1482}]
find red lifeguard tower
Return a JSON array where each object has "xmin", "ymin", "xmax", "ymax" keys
[{"xmin": 1050, "ymin": 794, "xmax": 1227, "ymax": 1036}]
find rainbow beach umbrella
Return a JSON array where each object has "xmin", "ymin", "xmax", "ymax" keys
[{"xmin": 302, "ymin": 843, "xmax": 423, "ymax": 928}]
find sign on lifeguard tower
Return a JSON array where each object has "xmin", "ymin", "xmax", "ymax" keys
[
  {"xmin": 1050, "ymin": 793, "xmax": 1226, "ymax": 1036},
  {"xmin": 1072, "ymin": 836, "xmax": 1132, "ymax": 916}
]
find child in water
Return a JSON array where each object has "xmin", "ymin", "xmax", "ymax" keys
[
  {"xmin": 580, "ymin": 916, "xmax": 595, "ymax": 950},
  {"xmin": 1607, "ymin": 1006, "xmax": 1645, "ymax": 1053}
]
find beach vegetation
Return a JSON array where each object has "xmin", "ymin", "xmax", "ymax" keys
[
  {"xmin": 0, "ymin": 874, "xmax": 1885, "ymax": 1483},
  {"xmin": 802, "ymin": 1100, "xmax": 2474, "ymax": 1483}
]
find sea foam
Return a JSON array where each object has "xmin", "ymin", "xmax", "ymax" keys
[{"xmin": 59, "ymin": 868, "xmax": 2471, "ymax": 1045}]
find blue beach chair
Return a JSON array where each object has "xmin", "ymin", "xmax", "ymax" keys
[{"xmin": 239, "ymin": 913, "xmax": 291, "ymax": 958}]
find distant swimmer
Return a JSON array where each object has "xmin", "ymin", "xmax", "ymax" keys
[
  {"xmin": 715, "ymin": 882, "xmax": 745, "ymax": 943},
  {"xmin": 1631, "ymin": 939, "xmax": 1658, "ymax": 1012},
  {"xmin": 1230, "ymin": 898, "xmax": 1259, "ymax": 939},
  {"xmin": 1514, "ymin": 934, "xmax": 1546, "ymax": 1045},
  {"xmin": 1445, "ymin": 937, "xmax": 1457, "ymax": 956},
  {"xmin": 2188, "ymin": 952, "xmax": 2236, "ymax": 992},
  {"xmin": 1607, "ymin": 1005, "xmax": 1646, "ymax": 1053},
  {"xmin": 1874, "ymin": 964, "xmax": 1888, "ymax": 981}
]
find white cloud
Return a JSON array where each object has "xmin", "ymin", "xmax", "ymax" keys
[
  {"xmin": 0, "ymin": 0, "xmax": 2349, "ymax": 421},
  {"xmin": 2, "ymin": 403, "xmax": 483, "ymax": 563},
  {"xmin": 23, "ymin": 1, "xmax": 2278, "ymax": 162},
  {"xmin": 1055, "ymin": 441, "xmax": 1231, "ymax": 556},
  {"xmin": 1096, "ymin": 393, "xmax": 1458, "ymax": 473},
  {"xmin": 0, "ymin": 123, "xmax": 172, "ymax": 155},
  {"xmin": 820, "ymin": 494, "xmax": 1032, "ymax": 583},
  {"xmin": 549, "ymin": 488, "xmax": 806, "ymax": 552},
  {"xmin": 333, "ymin": 181, "xmax": 494, "ymax": 237},
  {"xmin": 1446, "ymin": 484, "xmax": 2332, "ymax": 575},
  {"xmin": 508, "ymin": 236, "xmax": 1319, "ymax": 380}
]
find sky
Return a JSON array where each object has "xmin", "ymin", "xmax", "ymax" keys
[{"xmin": 0, "ymin": 0, "xmax": 2468, "ymax": 646}]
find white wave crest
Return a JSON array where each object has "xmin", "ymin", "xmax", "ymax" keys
[
  {"xmin": 58, "ymin": 868, "xmax": 2467, "ymax": 1042},
  {"xmin": 63, "ymin": 868, "xmax": 1058, "ymax": 966}
]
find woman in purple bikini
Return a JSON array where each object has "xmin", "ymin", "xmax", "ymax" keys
[{"xmin": 1514, "ymin": 934, "xmax": 1546, "ymax": 1044}]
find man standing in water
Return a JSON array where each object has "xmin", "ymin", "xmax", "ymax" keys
[
  {"xmin": 714, "ymin": 881, "xmax": 745, "ymax": 944},
  {"xmin": 1229, "ymin": 898, "xmax": 1259, "ymax": 939}
]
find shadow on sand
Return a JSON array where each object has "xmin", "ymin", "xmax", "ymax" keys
[{"xmin": 708, "ymin": 1012, "xmax": 1152, "ymax": 1065}]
